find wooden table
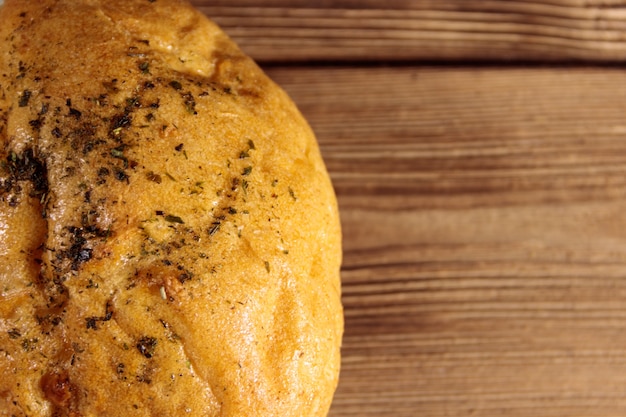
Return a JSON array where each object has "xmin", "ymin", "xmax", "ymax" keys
[{"xmin": 196, "ymin": 2, "xmax": 626, "ymax": 416}]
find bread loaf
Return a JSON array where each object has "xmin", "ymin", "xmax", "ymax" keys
[{"xmin": 0, "ymin": 1, "xmax": 343, "ymax": 415}]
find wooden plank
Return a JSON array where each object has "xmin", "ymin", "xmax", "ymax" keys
[
  {"xmin": 192, "ymin": 0, "xmax": 626, "ymax": 62},
  {"xmin": 264, "ymin": 65, "xmax": 626, "ymax": 416}
]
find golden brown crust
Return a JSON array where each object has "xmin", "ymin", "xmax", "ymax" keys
[{"xmin": 0, "ymin": 1, "xmax": 342, "ymax": 416}]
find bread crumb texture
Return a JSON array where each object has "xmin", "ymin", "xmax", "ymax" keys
[{"xmin": 0, "ymin": 1, "xmax": 342, "ymax": 416}]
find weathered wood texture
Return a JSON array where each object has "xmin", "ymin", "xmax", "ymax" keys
[
  {"xmin": 264, "ymin": 65, "xmax": 626, "ymax": 416},
  {"xmin": 192, "ymin": 0, "xmax": 626, "ymax": 62}
]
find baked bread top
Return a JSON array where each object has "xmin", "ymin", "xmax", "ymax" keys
[{"xmin": 0, "ymin": 1, "xmax": 342, "ymax": 416}]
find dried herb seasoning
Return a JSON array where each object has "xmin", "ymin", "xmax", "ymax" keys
[
  {"xmin": 85, "ymin": 301, "xmax": 113, "ymax": 330},
  {"xmin": 18, "ymin": 89, "xmax": 31, "ymax": 107},
  {"xmin": 136, "ymin": 336, "xmax": 157, "ymax": 359},
  {"xmin": 8, "ymin": 328, "xmax": 21, "ymax": 339},
  {"xmin": 146, "ymin": 171, "xmax": 162, "ymax": 183},
  {"xmin": 138, "ymin": 61, "xmax": 150, "ymax": 74},
  {"xmin": 165, "ymin": 214, "xmax": 184, "ymax": 224},
  {"xmin": 169, "ymin": 80, "xmax": 182, "ymax": 90},
  {"xmin": 3, "ymin": 147, "xmax": 49, "ymax": 197}
]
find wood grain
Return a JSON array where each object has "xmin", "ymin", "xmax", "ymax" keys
[
  {"xmin": 264, "ymin": 65, "xmax": 626, "ymax": 416},
  {"xmin": 192, "ymin": 0, "xmax": 626, "ymax": 62}
]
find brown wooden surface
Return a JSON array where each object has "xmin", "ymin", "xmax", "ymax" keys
[
  {"xmin": 192, "ymin": 1, "xmax": 626, "ymax": 416},
  {"xmin": 196, "ymin": 0, "xmax": 626, "ymax": 63},
  {"xmin": 269, "ymin": 67, "xmax": 626, "ymax": 417},
  {"xmin": 264, "ymin": 65, "xmax": 626, "ymax": 416}
]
